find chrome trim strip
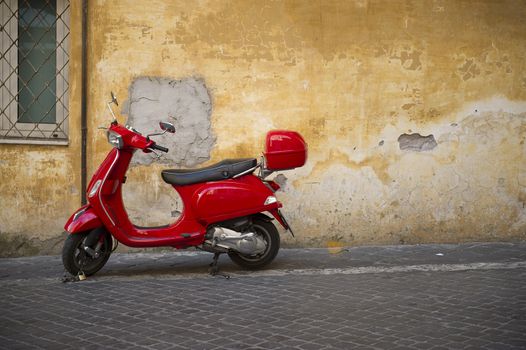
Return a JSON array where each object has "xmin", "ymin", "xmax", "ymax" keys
[
  {"xmin": 73, "ymin": 207, "xmax": 87, "ymax": 222},
  {"xmin": 232, "ymin": 164, "xmax": 260, "ymax": 179},
  {"xmin": 99, "ymin": 150, "xmax": 119, "ymax": 226}
]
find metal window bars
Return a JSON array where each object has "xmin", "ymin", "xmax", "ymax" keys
[{"xmin": 0, "ymin": 0, "xmax": 70, "ymax": 142}]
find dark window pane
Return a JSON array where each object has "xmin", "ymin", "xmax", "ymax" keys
[{"xmin": 18, "ymin": 0, "xmax": 57, "ymax": 124}]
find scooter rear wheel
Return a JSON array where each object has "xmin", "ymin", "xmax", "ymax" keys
[
  {"xmin": 228, "ymin": 218, "xmax": 280, "ymax": 269},
  {"xmin": 62, "ymin": 230, "xmax": 113, "ymax": 276}
]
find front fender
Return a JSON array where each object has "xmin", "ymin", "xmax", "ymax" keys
[{"xmin": 64, "ymin": 205, "xmax": 103, "ymax": 233}]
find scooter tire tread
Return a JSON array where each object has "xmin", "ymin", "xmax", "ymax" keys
[
  {"xmin": 62, "ymin": 231, "xmax": 112, "ymax": 277},
  {"xmin": 228, "ymin": 218, "xmax": 280, "ymax": 270}
]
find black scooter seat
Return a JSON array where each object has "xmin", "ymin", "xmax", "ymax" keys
[{"xmin": 161, "ymin": 158, "xmax": 258, "ymax": 186}]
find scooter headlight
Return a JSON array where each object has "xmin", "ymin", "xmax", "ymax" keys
[{"xmin": 107, "ymin": 130, "xmax": 123, "ymax": 149}]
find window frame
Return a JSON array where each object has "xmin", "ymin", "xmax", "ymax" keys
[{"xmin": 0, "ymin": 0, "xmax": 70, "ymax": 145}]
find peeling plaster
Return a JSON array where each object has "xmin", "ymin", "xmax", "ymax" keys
[
  {"xmin": 273, "ymin": 173, "xmax": 288, "ymax": 190},
  {"xmin": 123, "ymin": 77, "xmax": 216, "ymax": 167},
  {"xmin": 398, "ymin": 133, "xmax": 438, "ymax": 152},
  {"xmin": 283, "ymin": 105, "xmax": 526, "ymax": 247}
]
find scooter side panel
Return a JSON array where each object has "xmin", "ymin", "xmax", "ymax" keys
[
  {"xmin": 64, "ymin": 205, "xmax": 103, "ymax": 233},
  {"xmin": 191, "ymin": 174, "xmax": 280, "ymax": 224}
]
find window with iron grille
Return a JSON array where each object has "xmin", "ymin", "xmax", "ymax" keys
[{"xmin": 0, "ymin": 0, "xmax": 69, "ymax": 144}]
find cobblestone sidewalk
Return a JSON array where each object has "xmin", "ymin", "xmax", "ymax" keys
[{"xmin": 1, "ymin": 243, "xmax": 525, "ymax": 349}]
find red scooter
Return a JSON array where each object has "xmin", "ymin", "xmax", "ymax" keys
[{"xmin": 62, "ymin": 93, "xmax": 307, "ymax": 278}]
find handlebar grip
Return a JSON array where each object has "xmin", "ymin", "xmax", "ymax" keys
[{"xmin": 151, "ymin": 144, "xmax": 169, "ymax": 153}]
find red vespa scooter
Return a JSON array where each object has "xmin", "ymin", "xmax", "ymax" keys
[{"xmin": 62, "ymin": 93, "xmax": 307, "ymax": 278}]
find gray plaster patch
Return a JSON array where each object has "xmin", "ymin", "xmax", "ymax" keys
[
  {"xmin": 398, "ymin": 133, "xmax": 437, "ymax": 152},
  {"xmin": 122, "ymin": 77, "xmax": 216, "ymax": 166},
  {"xmin": 273, "ymin": 173, "xmax": 287, "ymax": 191}
]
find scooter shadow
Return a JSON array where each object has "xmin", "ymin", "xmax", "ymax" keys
[
  {"xmin": 95, "ymin": 253, "xmax": 284, "ymax": 279},
  {"xmin": 91, "ymin": 248, "xmax": 353, "ymax": 279}
]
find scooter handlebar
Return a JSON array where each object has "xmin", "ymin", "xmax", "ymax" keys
[{"xmin": 150, "ymin": 144, "xmax": 169, "ymax": 153}]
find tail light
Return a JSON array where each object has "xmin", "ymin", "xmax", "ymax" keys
[{"xmin": 264, "ymin": 196, "xmax": 277, "ymax": 205}]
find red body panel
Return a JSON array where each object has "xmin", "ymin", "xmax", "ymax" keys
[
  {"xmin": 192, "ymin": 175, "xmax": 279, "ymax": 223},
  {"xmin": 264, "ymin": 130, "xmax": 308, "ymax": 170},
  {"xmin": 64, "ymin": 205, "xmax": 102, "ymax": 233}
]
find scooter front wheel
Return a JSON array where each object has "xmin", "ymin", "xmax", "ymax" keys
[
  {"xmin": 228, "ymin": 218, "xmax": 280, "ymax": 269},
  {"xmin": 62, "ymin": 229, "xmax": 113, "ymax": 276}
]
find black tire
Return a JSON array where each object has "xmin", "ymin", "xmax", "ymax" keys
[
  {"xmin": 62, "ymin": 230, "xmax": 113, "ymax": 276},
  {"xmin": 228, "ymin": 218, "xmax": 280, "ymax": 269}
]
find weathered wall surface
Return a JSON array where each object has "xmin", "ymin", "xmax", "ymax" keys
[
  {"xmin": 2, "ymin": 0, "xmax": 526, "ymax": 256},
  {"xmin": 90, "ymin": 0, "xmax": 526, "ymax": 245}
]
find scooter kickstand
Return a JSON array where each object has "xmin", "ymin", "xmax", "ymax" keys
[{"xmin": 209, "ymin": 253, "xmax": 230, "ymax": 279}]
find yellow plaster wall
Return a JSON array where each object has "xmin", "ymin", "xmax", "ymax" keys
[
  {"xmin": 89, "ymin": 0, "xmax": 526, "ymax": 247},
  {"xmin": 2, "ymin": 0, "xmax": 526, "ymax": 255}
]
